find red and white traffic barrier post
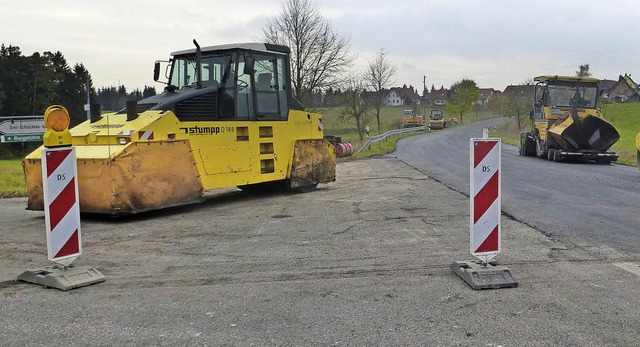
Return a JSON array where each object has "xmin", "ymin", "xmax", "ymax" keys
[
  {"xmin": 43, "ymin": 146, "xmax": 82, "ymax": 265},
  {"xmin": 450, "ymin": 128, "xmax": 518, "ymax": 290},
  {"xmin": 18, "ymin": 105, "xmax": 105, "ymax": 291}
]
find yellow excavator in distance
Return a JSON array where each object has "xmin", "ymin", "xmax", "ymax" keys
[{"xmin": 23, "ymin": 41, "xmax": 336, "ymax": 215}]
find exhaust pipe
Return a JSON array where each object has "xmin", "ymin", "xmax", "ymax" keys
[
  {"xmin": 126, "ymin": 100, "xmax": 138, "ymax": 121},
  {"xmin": 90, "ymin": 103, "xmax": 102, "ymax": 123},
  {"xmin": 193, "ymin": 39, "xmax": 202, "ymax": 89}
]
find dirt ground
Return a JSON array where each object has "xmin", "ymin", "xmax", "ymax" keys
[{"xmin": 0, "ymin": 157, "xmax": 639, "ymax": 346}]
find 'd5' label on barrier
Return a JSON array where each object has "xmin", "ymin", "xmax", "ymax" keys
[
  {"xmin": 41, "ymin": 147, "xmax": 82, "ymax": 264},
  {"xmin": 469, "ymin": 138, "xmax": 501, "ymax": 262}
]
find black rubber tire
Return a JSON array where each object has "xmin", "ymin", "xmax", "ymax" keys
[
  {"xmin": 292, "ymin": 184, "xmax": 318, "ymax": 193},
  {"xmin": 519, "ymin": 133, "xmax": 526, "ymax": 156},
  {"xmin": 524, "ymin": 135, "xmax": 536, "ymax": 157},
  {"xmin": 237, "ymin": 181, "xmax": 284, "ymax": 194},
  {"xmin": 637, "ymin": 150, "xmax": 640, "ymax": 173},
  {"xmin": 596, "ymin": 158, "xmax": 612, "ymax": 165}
]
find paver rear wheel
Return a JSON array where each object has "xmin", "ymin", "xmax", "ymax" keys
[
  {"xmin": 520, "ymin": 133, "xmax": 536, "ymax": 157},
  {"xmin": 637, "ymin": 150, "xmax": 640, "ymax": 173}
]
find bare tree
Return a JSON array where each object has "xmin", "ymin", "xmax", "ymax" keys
[
  {"xmin": 338, "ymin": 76, "xmax": 372, "ymax": 141},
  {"xmin": 364, "ymin": 48, "xmax": 397, "ymax": 134},
  {"xmin": 262, "ymin": 0, "xmax": 355, "ymax": 104}
]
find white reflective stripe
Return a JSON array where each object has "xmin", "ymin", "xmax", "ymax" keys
[
  {"xmin": 49, "ymin": 201, "xmax": 81, "ymax": 258},
  {"xmin": 472, "ymin": 198, "xmax": 499, "ymax": 251},
  {"xmin": 44, "ymin": 149, "xmax": 76, "ymax": 204},
  {"xmin": 588, "ymin": 128, "xmax": 600, "ymax": 145},
  {"xmin": 140, "ymin": 131, "xmax": 153, "ymax": 140},
  {"xmin": 472, "ymin": 145, "xmax": 499, "ymax": 196}
]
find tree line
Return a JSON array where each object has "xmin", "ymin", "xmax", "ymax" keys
[{"xmin": 0, "ymin": 44, "xmax": 156, "ymax": 127}]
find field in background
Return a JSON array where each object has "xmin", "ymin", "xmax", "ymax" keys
[{"xmin": 492, "ymin": 103, "xmax": 640, "ymax": 166}]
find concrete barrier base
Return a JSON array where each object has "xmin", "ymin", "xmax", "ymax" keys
[
  {"xmin": 451, "ymin": 260, "xmax": 518, "ymax": 290},
  {"xmin": 18, "ymin": 264, "xmax": 105, "ymax": 291}
]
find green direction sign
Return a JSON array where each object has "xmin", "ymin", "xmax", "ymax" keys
[{"xmin": 1, "ymin": 134, "xmax": 44, "ymax": 143}]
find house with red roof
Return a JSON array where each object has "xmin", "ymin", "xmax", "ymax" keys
[{"xmin": 424, "ymin": 87, "xmax": 449, "ymax": 107}]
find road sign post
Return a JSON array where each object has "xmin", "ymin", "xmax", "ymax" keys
[
  {"xmin": 0, "ymin": 117, "xmax": 46, "ymax": 143},
  {"xmin": 0, "ymin": 134, "xmax": 44, "ymax": 143},
  {"xmin": 18, "ymin": 105, "xmax": 105, "ymax": 290},
  {"xmin": 450, "ymin": 129, "xmax": 517, "ymax": 290},
  {"xmin": 0, "ymin": 117, "xmax": 46, "ymax": 134}
]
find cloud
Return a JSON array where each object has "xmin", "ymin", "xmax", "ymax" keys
[{"xmin": 2, "ymin": 0, "xmax": 640, "ymax": 91}]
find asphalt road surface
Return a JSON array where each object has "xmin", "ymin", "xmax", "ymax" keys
[{"xmin": 395, "ymin": 118, "xmax": 640, "ymax": 258}]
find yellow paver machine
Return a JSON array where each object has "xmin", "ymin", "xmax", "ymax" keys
[{"xmin": 519, "ymin": 75, "xmax": 619, "ymax": 163}]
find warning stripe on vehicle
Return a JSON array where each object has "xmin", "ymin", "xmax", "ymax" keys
[{"xmin": 138, "ymin": 131, "xmax": 154, "ymax": 140}]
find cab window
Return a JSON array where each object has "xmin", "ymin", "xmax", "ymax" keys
[{"xmin": 253, "ymin": 54, "xmax": 281, "ymax": 120}]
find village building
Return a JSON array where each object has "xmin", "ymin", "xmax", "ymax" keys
[{"xmin": 606, "ymin": 74, "xmax": 640, "ymax": 103}]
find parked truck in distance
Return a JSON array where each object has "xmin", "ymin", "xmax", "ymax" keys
[
  {"xmin": 519, "ymin": 75, "xmax": 620, "ymax": 163},
  {"xmin": 402, "ymin": 109, "xmax": 424, "ymax": 128}
]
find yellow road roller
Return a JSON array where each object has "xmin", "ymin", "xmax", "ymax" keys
[{"xmin": 24, "ymin": 41, "xmax": 336, "ymax": 214}]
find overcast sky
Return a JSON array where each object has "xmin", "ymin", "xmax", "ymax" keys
[{"xmin": 3, "ymin": 0, "xmax": 640, "ymax": 93}]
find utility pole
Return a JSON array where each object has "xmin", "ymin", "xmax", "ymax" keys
[
  {"xmin": 85, "ymin": 76, "xmax": 91, "ymax": 120},
  {"xmin": 32, "ymin": 76, "xmax": 37, "ymax": 116},
  {"xmin": 422, "ymin": 75, "xmax": 428, "ymax": 121},
  {"xmin": 423, "ymin": 75, "xmax": 427, "ymax": 95}
]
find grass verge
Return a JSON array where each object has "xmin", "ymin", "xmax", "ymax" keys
[{"xmin": 0, "ymin": 159, "xmax": 26, "ymax": 198}]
